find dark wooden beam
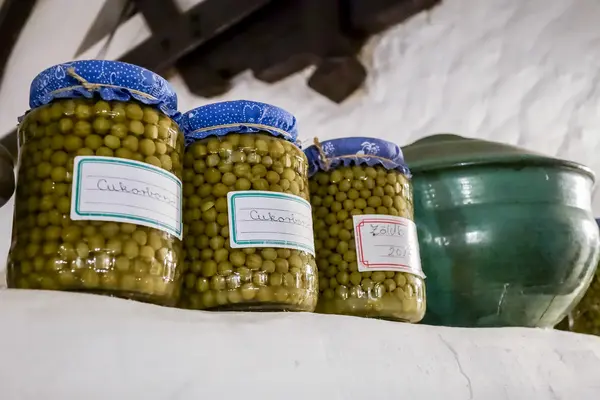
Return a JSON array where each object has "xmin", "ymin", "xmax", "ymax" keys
[
  {"xmin": 0, "ymin": 0, "xmax": 37, "ymax": 85},
  {"xmin": 308, "ymin": 56, "xmax": 366, "ymax": 104},
  {"xmin": 348, "ymin": 0, "xmax": 441, "ymax": 34},
  {"xmin": 0, "ymin": 128, "xmax": 18, "ymax": 160},
  {"xmin": 120, "ymin": 0, "xmax": 272, "ymax": 73},
  {"xmin": 177, "ymin": 0, "xmax": 367, "ymax": 103},
  {"xmin": 76, "ymin": 0, "xmax": 136, "ymax": 57},
  {"xmin": 0, "ymin": 0, "xmax": 38, "ymax": 159},
  {"xmin": 131, "ymin": 0, "xmax": 179, "ymax": 33}
]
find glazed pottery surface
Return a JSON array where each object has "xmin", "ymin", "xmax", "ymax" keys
[{"xmin": 403, "ymin": 134, "xmax": 599, "ymax": 327}]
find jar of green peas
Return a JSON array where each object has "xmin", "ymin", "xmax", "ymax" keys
[
  {"xmin": 304, "ymin": 137, "xmax": 426, "ymax": 322},
  {"xmin": 179, "ymin": 100, "xmax": 318, "ymax": 311},
  {"xmin": 557, "ymin": 219, "xmax": 600, "ymax": 336},
  {"xmin": 7, "ymin": 60, "xmax": 185, "ymax": 306}
]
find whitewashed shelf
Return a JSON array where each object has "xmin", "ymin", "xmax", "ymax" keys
[{"xmin": 0, "ymin": 289, "xmax": 599, "ymax": 399}]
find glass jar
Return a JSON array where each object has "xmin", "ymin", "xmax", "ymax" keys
[
  {"xmin": 559, "ymin": 219, "xmax": 600, "ymax": 335},
  {"xmin": 570, "ymin": 269, "xmax": 600, "ymax": 335},
  {"xmin": 305, "ymin": 137, "xmax": 426, "ymax": 322},
  {"xmin": 7, "ymin": 60, "xmax": 185, "ymax": 306},
  {"xmin": 179, "ymin": 100, "xmax": 318, "ymax": 311}
]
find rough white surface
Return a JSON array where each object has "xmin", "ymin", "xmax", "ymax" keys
[{"xmin": 0, "ymin": 290, "xmax": 598, "ymax": 400}]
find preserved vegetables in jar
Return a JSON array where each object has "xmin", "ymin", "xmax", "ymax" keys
[
  {"xmin": 305, "ymin": 137, "xmax": 426, "ymax": 322},
  {"xmin": 570, "ymin": 269, "xmax": 600, "ymax": 335},
  {"xmin": 179, "ymin": 100, "xmax": 318, "ymax": 311},
  {"xmin": 7, "ymin": 60, "xmax": 185, "ymax": 306},
  {"xmin": 559, "ymin": 219, "xmax": 600, "ymax": 336}
]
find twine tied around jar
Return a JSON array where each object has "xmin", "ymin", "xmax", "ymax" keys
[
  {"xmin": 313, "ymin": 136, "xmax": 398, "ymax": 170},
  {"xmin": 313, "ymin": 137, "xmax": 332, "ymax": 171},
  {"xmin": 189, "ymin": 123, "xmax": 293, "ymax": 140},
  {"xmin": 67, "ymin": 68, "xmax": 102, "ymax": 92},
  {"xmin": 58, "ymin": 67, "xmax": 157, "ymax": 100}
]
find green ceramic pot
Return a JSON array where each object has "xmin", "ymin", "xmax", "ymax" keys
[{"xmin": 403, "ymin": 134, "xmax": 599, "ymax": 327}]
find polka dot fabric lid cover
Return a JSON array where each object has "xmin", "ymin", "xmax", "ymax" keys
[
  {"xmin": 304, "ymin": 137, "xmax": 411, "ymax": 178},
  {"xmin": 27, "ymin": 60, "xmax": 179, "ymax": 118},
  {"xmin": 180, "ymin": 100, "xmax": 299, "ymax": 147}
]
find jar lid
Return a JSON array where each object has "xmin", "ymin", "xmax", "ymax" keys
[
  {"xmin": 28, "ymin": 60, "xmax": 179, "ymax": 118},
  {"xmin": 403, "ymin": 133, "xmax": 594, "ymax": 178},
  {"xmin": 180, "ymin": 100, "xmax": 298, "ymax": 147},
  {"xmin": 304, "ymin": 137, "xmax": 411, "ymax": 178}
]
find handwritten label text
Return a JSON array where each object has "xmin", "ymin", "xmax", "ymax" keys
[
  {"xmin": 354, "ymin": 215, "xmax": 423, "ymax": 276},
  {"xmin": 71, "ymin": 156, "xmax": 183, "ymax": 239},
  {"xmin": 228, "ymin": 191, "xmax": 315, "ymax": 255}
]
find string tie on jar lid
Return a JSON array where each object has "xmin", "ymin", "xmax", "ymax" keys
[
  {"xmin": 305, "ymin": 137, "xmax": 411, "ymax": 178},
  {"xmin": 313, "ymin": 136, "xmax": 400, "ymax": 168},
  {"xmin": 313, "ymin": 137, "xmax": 332, "ymax": 171},
  {"xmin": 63, "ymin": 66, "xmax": 157, "ymax": 100}
]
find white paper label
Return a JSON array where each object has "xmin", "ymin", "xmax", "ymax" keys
[
  {"xmin": 71, "ymin": 156, "xmax": 183, "ymax": 239},
  {"xmin": 353, "ymin": 214, "xmax": 424, "ymax": 277},
  {"xmin": 227, "ymin": 191, "xmax": 315, "ymax": 255}
]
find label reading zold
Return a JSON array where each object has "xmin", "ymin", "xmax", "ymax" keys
[{"xmin": 353, "ymin": 214, "xmax": 423, "ymax": 277}]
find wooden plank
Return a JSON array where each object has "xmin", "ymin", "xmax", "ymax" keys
[
  {"xmin": 120, "ymin": 0, "xmax": 272, "ymax": 72},
  {"xmin": 0, "ymin": 0, "xmax": 38, "ymax": 86},
  {"xmin": 349, "ymin": 0, "xmax": 441, "ymax": 34},
  {"xmin": 132, "ymin": 0, "xmax": 180, "ymax": 34},
  {"xmin": 0, "ymin": 0, "xmax": 38, "ymax": 159}
]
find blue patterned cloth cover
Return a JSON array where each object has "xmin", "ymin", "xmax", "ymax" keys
[
  {"xmin": 27, "ymin": 60, "xmax": 179, "ymax": 119},
  {"xmin": 180, "ymin": 100, "xmax": 299, "ymax": 147},
  {"xmin": 304, "ymin": 137, "xmax": 411, "ymax": 178}
]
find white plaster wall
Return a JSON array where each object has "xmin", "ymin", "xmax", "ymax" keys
[{"xmin": 1, "ymin": 0, "xmax": 600, "ymax": 279}]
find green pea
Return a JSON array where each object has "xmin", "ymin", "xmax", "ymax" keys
[
  {"xmin": 211, "ymin": 276, "xmax": 226, "ymax": 291},
  {"xmin": 125, "ymin": 103, "xmax": 144, "ymax": 120},
  {"xmin": 252, "ymin": 164, "xmax": 267, "ymax": 177},
  {"xmin": 275, "ymin": 258, "xmax": 289, "ymax": 273},
  {"xmin": 104, "ymin": 134, "xmax": 121, "ymax": 149},
  {"xmin": 93, "ymin": 117, "xmax": 111, "ymax": 134},
  {"xmin": 123, "ymin": 240, "xmax": 140, "ymax": 258},
  {"xmin": 233, "ymin": 178, "xmax": 251, "ymax": 190},
  {"xmin": 229, "ymin": 251, "xmax": 246, "ymax": 267},
  {"xmin": 159, "ymin": 155, "xmax": 172, "ymax": 170},
  {"xmin": 139, "ymin": 106, "xmax": 158, "ymax": 123},
  {"xmin": 75, "ymin": 104, "xmax": 92, "ymax": 120},
  {"xmin": 58, "ymin": 118, "xmax": 74, "ymax": 133},
  {"xmin": 196, "ymin": 277, "xmax": 210, "ymax": 293},
  {"xmin": 114, "ymin": 148, "xmax": 132, "ymax": 159},
  {"xmin": 145, "ymin": 156, "xmax": 161, "ymax": 167},
  {"xmin": 222, "ymin": 172, "xmax": 237, "ymax": 186},
  {"xmin": 49, "ymin": 167, "xmax": 67, "ymax": 182},
  {"xmin": 74, "ymin": 121, "xmax": 92, "ymax": 136},
  {"xmin": 96, "ymin": 147, "xmax": 114, "ymax": 157},
  {"xmin": 84, "ymin": 134, "xmax": 102, "ymax": 150},
  {"xmin": 129, "ymin": 120, "xmax": 145, "ymax": 136},
  {"xmin": 122, "ymin": 135, "xmax": 139, "ymax": 151},
  {"xmin": 138, "ymin": 138, "xmax": 155, "ymax": 156},
  {"xmin": 140, "ymin": 245, "xmax": 155, "ymax": 260}
]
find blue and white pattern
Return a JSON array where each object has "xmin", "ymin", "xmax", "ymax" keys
[
  {"xmin": 28, "ymin": 60, "xmax": 179, "ymax": 118},
  {"xmin": 304, "ymin": 137, "xmax": 411, "ymax": 177},
  {"xmin": 180, "ymin": 100, "xmax": 299, "ymax": 147}
]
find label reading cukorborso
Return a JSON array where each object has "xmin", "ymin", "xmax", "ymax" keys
[
  {"xmin": 227, "ymin": 191, "xmax": 315, "ymax": 256},
  {"xmin": 353, "ymin": 214, "xmax": 424, "ymax": 277},
  {"xmin": 71, "ymin": 156, "xmax": 183, "ymax": 239}
]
